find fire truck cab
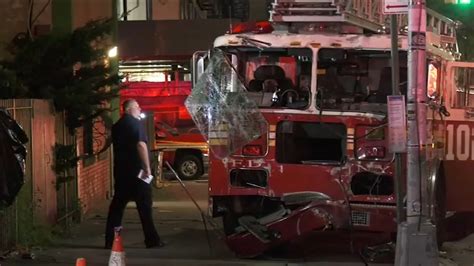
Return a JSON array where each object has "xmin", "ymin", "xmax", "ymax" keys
[{"xmin": 187, "ymin": 0, "xmax": 474, "ymax": 257}]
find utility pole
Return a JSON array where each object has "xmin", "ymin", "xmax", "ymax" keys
[
  {"xmin": 395, "ymin": 0, "xmax": 439, "ymax": 265},
  {"xmin": 389, "ymin": 15, "xmax": 405, "ymax": 225}
]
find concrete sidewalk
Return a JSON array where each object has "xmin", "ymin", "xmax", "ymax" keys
[
  {"xmin": 0, "ymin": 200, "xmax": 383, "ymax": 266},
  {"xmin": 1, "ymin": 180, "xmax": 473, "ymax": 266}
]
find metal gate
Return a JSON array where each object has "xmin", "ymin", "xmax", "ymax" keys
[
  {"xmin": 0, "ymin": 99, "xmax": 80, "ymax": 251},
  {"xmin": 0, "ymin": 99, "xmax": 34, "ymax": 250},
  {"xmin": 55, "ymin": 112, "xmax": 79, "ymax": 228}
]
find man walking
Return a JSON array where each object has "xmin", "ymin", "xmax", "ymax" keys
[{"xmin": 105, "ymin": 99, "xmax": 164, "ymax": 249}]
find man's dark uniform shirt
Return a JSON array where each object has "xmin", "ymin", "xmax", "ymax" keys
[
  {"xmin": 106, "ymin": 113, "xmax": 161, "ymax": 248},
  {"xmin": 112, "ymin": 114, "xmax": 147, "ymax": 190}
]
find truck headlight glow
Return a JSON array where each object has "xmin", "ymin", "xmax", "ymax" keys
[{"xmin": 356, "ymin": 146, "xmax": 386, "ymax": 160}]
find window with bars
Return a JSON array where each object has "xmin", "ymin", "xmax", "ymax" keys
[{"xmin": 452, "ymin": 67, "xmax": 474, "ymax": 109}]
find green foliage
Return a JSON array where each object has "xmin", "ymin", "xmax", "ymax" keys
[
  {"xmin": 0, "ymin": 198, "xmax": 56, "ymax": 249},
  {"xmin": 0, "ymin": 18, "xmax": 121, "ymax": 131},
  {"xmin": 0, "ymin": 66, "xmax": 27, "ymax": 98},
  {"xmin": 428, "ymin": 0, "xmax": 474, "ymax": 61},
  {"xmin": 53, "ymin": 144, "xmax": 79, "ymax": 173},
  {"xmin": 16, "ymin": 223, "xmax": 55, "ymax": 248},
  {"xmin": 53, "ymin": 143, "xmax": 79, "ymax": 190}
]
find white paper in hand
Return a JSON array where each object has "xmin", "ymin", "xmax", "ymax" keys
[{"xmin": 137, "ymin": 170, "xmax": 153, "ymax": 184}]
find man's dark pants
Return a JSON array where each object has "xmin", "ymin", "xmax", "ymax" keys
[{"xmin": 105, "ymin": 180, "xmax": 160, "ymax": 248}]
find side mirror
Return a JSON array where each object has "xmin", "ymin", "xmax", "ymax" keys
[{"xmin": 191, "ymin": 50, "xmax": 209, "ymax": 87}]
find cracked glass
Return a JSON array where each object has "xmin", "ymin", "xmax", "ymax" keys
[{"xmin": 185, "ymin": 49, "xmax": 267, "ymax": 158}]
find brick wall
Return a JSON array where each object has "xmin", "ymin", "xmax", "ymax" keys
[{"xmin": 76, "ymin": 118, "xmax": 111, "ymax": 215}]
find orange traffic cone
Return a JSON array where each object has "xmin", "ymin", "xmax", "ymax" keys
[
  {"xmin": 75, "ymin": 258, "xmax": 86, "ymax": 266},
  {"xmin": 108, "ymin": 227, "xmax": 126, "ymax": 266}
]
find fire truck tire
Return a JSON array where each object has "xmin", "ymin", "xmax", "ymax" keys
[
  {"xmin": 223, "ymin": 213, "xmax": 239, "ymax": 235},
  {"xmin": 175, "ymin": 154, "xmax": 203, "ymax": 180}
]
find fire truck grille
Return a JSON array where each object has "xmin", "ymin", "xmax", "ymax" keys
[
  {"xmin": 230, "ymin": 169, "xmax": 268, "ymax": 188},
  {"xmin": 351, "ymin": 211, "xmax": 370, "ymax": 226}
]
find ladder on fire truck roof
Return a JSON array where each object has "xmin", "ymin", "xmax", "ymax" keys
[{"xmin": 270, "ymin": 0, "xmax": 459, "ymax": 50}]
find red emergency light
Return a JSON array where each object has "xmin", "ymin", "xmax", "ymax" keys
[
  {"xmin": 230, "ymin": 21, "xmax": 274, "ymax": 34},
  {"xmin": 242, "ymin": 145, "xmax": 263, "ymax": 156}
]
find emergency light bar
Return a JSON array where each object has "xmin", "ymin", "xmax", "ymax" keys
[{"xmin": 230, "ymin": 21, "xmax": 274, "ymax": 34}]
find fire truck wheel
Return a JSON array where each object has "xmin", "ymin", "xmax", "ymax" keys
[
  {"xmin": 222, "ymin": 213, "xmax": 239, "ymax": 235},
  {"xmin": 175, "ymin": 154, "xmax": 203, "ymax": 180}
]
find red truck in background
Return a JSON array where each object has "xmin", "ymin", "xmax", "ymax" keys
[{"xmin": 120, "ymin": 62, "xmax": 207, "ymax": 180}]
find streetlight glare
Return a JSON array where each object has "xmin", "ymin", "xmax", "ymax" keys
[
  {"xmin": 108, "ymin": 46, "xmax": 118, "ymax": 58},
  {"xmin": 444, "ymin": 0, "xmax": 471, "ymax": 3}
]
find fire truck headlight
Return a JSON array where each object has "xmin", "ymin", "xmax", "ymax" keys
[{"xmin": 356, "ymin": 146, "xmax": 386, "ymax": 160}]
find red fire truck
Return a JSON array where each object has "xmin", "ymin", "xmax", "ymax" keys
[
  {"xmin": 120, "ymin": 61, "xmax": 207, "ymax": 180},
  {"xmin": 187, "ymin": 0, "xmax": 474, "ymax": 258}
]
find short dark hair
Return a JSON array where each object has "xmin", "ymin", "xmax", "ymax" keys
[{"xmin": 123, "ymin": 99, "xmax": 137, "ymax": 112}]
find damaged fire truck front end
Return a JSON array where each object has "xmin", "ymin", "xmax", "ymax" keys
[
  {"xmin": 184, "ymin": 0, "xmax": 460, "ymax": 258},
  {"xmin": 186, "ymin": 38, "xmax": 402, "ymax": 256}
]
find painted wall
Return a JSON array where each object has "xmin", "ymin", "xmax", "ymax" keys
[
  {"xmin": 249, "ymin": 0, "xmax": 269, "ymax": 21},
  {"xmin": 73, "ymin": 0, "xmax": 113, "ymax": 28},
  {"xmin": 117, "ymin": 0, "xmax": 180, "ymax": 20},
  {"xmin": 0, "ymin": 0, "xmax": 52, "ymax": 59},
  {"xmin": 153, "ymin": 0, "xmax": 180, "ymax": 20}
]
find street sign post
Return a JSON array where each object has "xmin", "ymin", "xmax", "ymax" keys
[
  {"xmin": 389, "ymin": 14, "xmax": 406, "ymax": 234},
  {"xmin": 395, "ymin": 0, "xmax": 439, "ymax": 265},
  {"xmin": 387, "ymin": 95, "xmax": 407, "ymax": 153},
  {"xmin": 383, "ymin": 0, "xmax": 409, "ymax": 14}
]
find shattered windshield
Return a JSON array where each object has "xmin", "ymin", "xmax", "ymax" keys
[
  {"xmin": 185, "ymin": 49, "xmax": 267, "ymax": 159},
  {"xmin": 316, "ymin": 49, "xmax": 407, "ymax": 113},
  {"xmin": 221, "ymin": 46, "xmax": 313, "ymax": 109}
]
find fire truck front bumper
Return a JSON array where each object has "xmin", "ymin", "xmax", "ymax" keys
[{"xmin": 225, "ymin": 202, "xmax": 335, "ymax": 258}]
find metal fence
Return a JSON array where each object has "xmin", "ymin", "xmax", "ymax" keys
[
  {"xmin": 0, "ymin": 99, "xmax": 79, "ymax": 251},
  {"xmin": 0, "ymin": 99, "xmax": 34, "ymax": 250},
  {"xmin": 55, "ymin": 112, "xmax": 79, "ymax": 228}
]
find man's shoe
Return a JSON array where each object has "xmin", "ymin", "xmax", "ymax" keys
[{"xmin": 146, "ymin": 240, "xmax": 166, "ymax": 248}]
